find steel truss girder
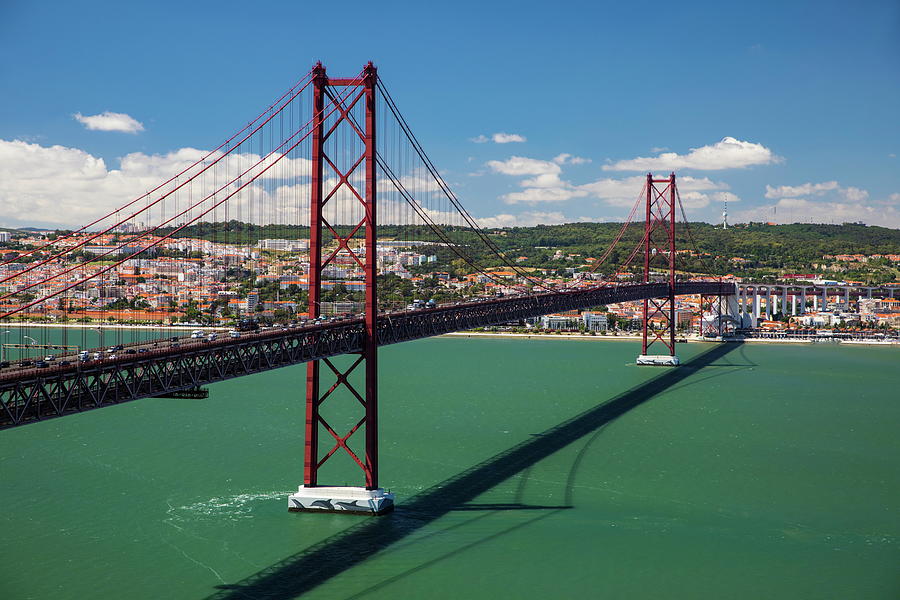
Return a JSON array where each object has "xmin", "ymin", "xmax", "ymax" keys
[{"xmin": 0, "ymin": 281, "xmax": 733, "ymax": 430}]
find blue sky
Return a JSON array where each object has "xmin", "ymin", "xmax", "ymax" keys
[{"xmin": 1, "ymin": 0, "xmax": 898, "ymax": 229}]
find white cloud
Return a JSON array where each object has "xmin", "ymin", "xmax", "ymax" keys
[
  {"xmin": 488, "ymin": 151, "xmax": 734, "ymax": 211},
  {"xmin": 477, "ymin": 211, "xmax": 570, "ymax": 228},
  {"xmin": 577, "ymin": 176, "xmax": 648, "ymax": 207},
  {"xmin": 0, "ymin": 138, "xmax": 741, "ymax": 231},
  {"xmin": 578, "ymin": 174, "xmax": 730, "ymax": 208},
  {"xmin": 747, "ymin": 181, "xmax": 900, "ymax": 226},
  {"xmin": 676, "ymin": 190, "xmax": 742, "ymax": 211},
  {"xmin": 0, "ymin": 139, "xmax": 313, "ymax": 228},
  {"xmin": 765, "ymin": 180, "xmax": 869, "ymax": 203},
  {"xmin": 488, "ymin": 154, "xmax": 591, "ymax": 198},
  {"xmin": 487, "ymin": 156, "xmax": 560, "ymax": 177},
  {"xmin": 678, "ymin": 191, "xmax": 711, "ymax": 210},
  {"xmin": 765, "ymin": 181, "xmax": 839, "ymax": 198},
  {"xmin": 74, "ymin": 111, "xmax": 145, "ymax": 134},
  {"xmin": 2, "ymin": 138, "xmax": 587, "ymax": 230},
  {"xmin": 488, "ymin": 155, "xmax": 587, "ymax": 204},
  {"xmin": 650, "ymin": 146, "xmax": 669, "ymax": 153},
  {"xmin": 552, "ymin": 153, "xmax": 591, "ymax": 165},
  {"xmin": 715, "ymin": 191, "xmax": 741, "ymax": 204},
  {"xmin": 520, "ymin": 173, "xmax": 565, "ymax": 188},
  {"xmin": 733, "ymin": 196, "xmax": 900, "ymax": 228},
  {"xmin": 840, "ymin": 186, "xmax": 868, "ymax": 202},
  {"xmin": 470, "ymin": 132, "xmax": 527, "ymax": 144},
  {"xmin": 603, "ymin": 137, "xmax": 782, "ymax": 171},
  {"xmin": 502, "ymin": 186, "xmax": 588, "ymax": 205},
  {"xmin": 491, "ymin": 132, "xmax": 526, "ymax": 144}
]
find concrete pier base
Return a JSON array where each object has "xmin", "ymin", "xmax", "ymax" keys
[
  {"xmin": 636, "ymin": 354, "xmax": 680, "ymax": 366},
  {"xmin": 288, "ymin": 485, "xmax": 395, "ymax": 515}
]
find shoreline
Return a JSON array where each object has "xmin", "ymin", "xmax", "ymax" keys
[
  {"xmin": 4, "ymin": 323, "xmax": 896, "ymax": 347},
  {"xmin": 441, "ymin": 331, "xmax": 900, "ymax": 347},
  {"xmin": 441, "ymin": 332, "xmax": 684, "ymax": 342},
  {"xmin": 0, "ymin": 322, "xmax": 229, "ymax": 331}
]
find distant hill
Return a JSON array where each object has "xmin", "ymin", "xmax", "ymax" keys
[
  {"xmin": 25, "ymin": 220, "xmax": 900, "ymax": 279},
  {"xmin": 483, "ymin": 221, "xmax": 900, "ymax": 260},
  {"xmin": 470, "ymin": 221, "xmax": 900, "ymax": 278},
  {"xmin": 150, "ymin": 219, "xmax": 900, "ymax": 276}
]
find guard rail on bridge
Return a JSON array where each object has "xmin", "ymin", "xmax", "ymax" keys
[{"xmin": 0, "ymin": 281, "xmax": 734, "ymax": 429}]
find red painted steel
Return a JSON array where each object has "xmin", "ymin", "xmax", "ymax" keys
[
  {"xmin": 304, "ymin": 62, "xmax": 327, "ymax": 486},
  {"xmin": 642, "ymin": 174, "xmax": 651, "ymax": 353},
  {"xmin": 640, "ymin": 172, "xmax": 678, "ymax": 356},
  {"xmin": 668, "ymin": 173, "xmax": 676, "ymax": 352},
  {"xmin": 303, "ymin": 62, "xmax": 380, "ymax": 489},
  {"xmin": 700, "ymin": 293, "xmax": 725, "ymax": 337},
  {"xmin": 363, "ymin": 62, "xmax": 379, "ymax": 489}
]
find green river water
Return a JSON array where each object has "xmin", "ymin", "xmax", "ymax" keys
[{"xmin": 1, "ymin": 335, "xmax": 898, "ymax": 599}]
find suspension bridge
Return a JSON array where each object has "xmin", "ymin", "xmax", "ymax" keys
[{"xmin": 0, "ymin": 62, "xmax": 734, "ymax": 514}]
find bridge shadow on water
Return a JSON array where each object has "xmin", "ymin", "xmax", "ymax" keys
[{"xmin": 207, "ymin": 341, "xmax": 743, "ymax": 600}]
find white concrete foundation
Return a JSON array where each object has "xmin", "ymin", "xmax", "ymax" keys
[
  {"xmin": 288, "ymin": 485, "xmax": 395, "ymax": 515},
  {"xmin": 636, "ymin": 354, "xmax": 680, "ymax": 366}
]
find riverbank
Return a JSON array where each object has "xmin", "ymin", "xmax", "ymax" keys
[
  {"xmin": 7, "ymin": 323, "xmax": 898, "ymax": 347},
  {"xmin": 442, "ymin": 331, "xmax": 680, "ymax": 342},
  {"xmin": 0, "ymin": 322, "xmax": 228, "ymax": 331},
  {"xmin": 443, "ymin": 331, "xmax": 900, "ymax": 347},
  {"xmin": 730, "ymin": 337, "xmax": 898, "ymax": 346}
]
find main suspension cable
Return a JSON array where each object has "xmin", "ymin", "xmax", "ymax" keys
[
  {"xmin": 0, "ymin": 72, "xmax": 366, "ymax": 318},
  {"xmin": 0, "ymin": 70, "xmax": 315, "ymax": 269}
]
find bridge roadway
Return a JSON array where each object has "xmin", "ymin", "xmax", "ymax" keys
[{"xmin": 0, "ymin": 281, "xmax": 734, "ymax": 429}]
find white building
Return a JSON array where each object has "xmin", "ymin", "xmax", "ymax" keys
[
  {"xmin": 582, "ymin": 312, "xmax": 608, "ymax": 331},
  {"xmin": 541, "ymin": 313, "xmax": 581, "ymax": 330},
  {"xmin": 240, "ymin": 292, "xmax": 259, "ymax": 313},
  {"xmin": 257, "ymin": 239, "xmax": 310, "ymax": 252}
]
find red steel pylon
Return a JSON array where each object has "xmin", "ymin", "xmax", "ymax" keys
[
  {"xmin": 304, "ymin": 62, "xmax": 380, "ymax": 490},
  {"xmin": 641, "ymin": 172, "xmax": 677, "ymax": 357},
  {"xmin": 700, "ymin": 293, "xmax": 726, "ymax": 337}
]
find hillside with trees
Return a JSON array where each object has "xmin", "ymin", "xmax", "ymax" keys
[{"xmin": 152, "ymin": 220, "xmax": 900, "ymax": 282}]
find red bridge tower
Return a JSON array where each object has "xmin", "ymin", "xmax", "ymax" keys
[
  {"xmin": 288, "ymin": 62, "xmax": 394, "ymax": 515},
  {"xmin": 636, "ymin": 173, "xmax": 680, "ymax": 367}
]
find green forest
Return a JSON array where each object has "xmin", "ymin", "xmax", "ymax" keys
[{"xmin": 152, "ymin": 220, "xmax": 900, "ymax": 282}]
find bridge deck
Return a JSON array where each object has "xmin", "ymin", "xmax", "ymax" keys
[{"xmin": 0, "ymin": 282, "xmax": 733, "ymax": 429}]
